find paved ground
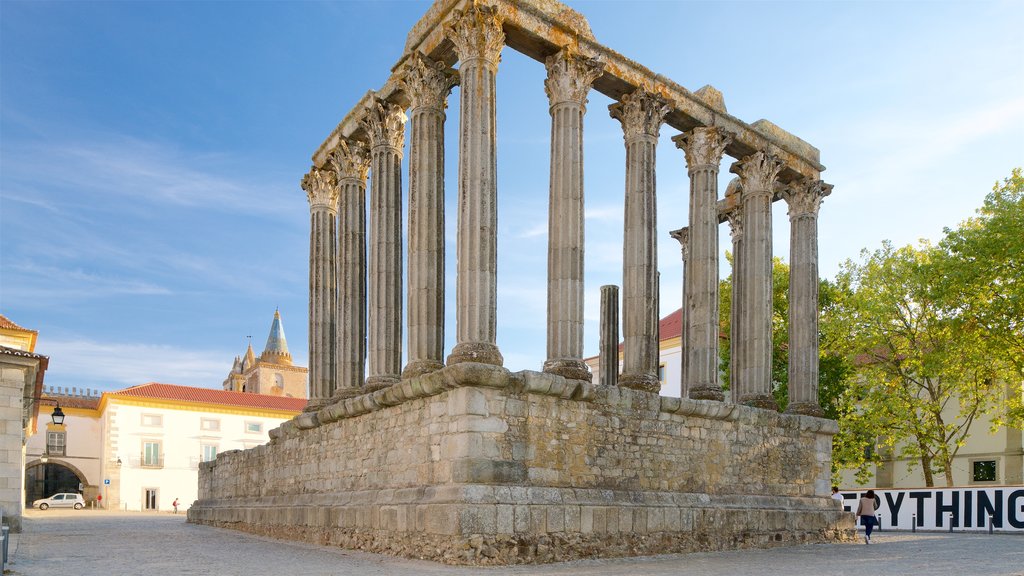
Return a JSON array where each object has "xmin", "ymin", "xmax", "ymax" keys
[{"xmin": 6, "ymin": 509, "xmax": 1022, "ymax": 576}]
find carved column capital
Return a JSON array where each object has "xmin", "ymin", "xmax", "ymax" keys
[
  {"xmin": 782, "ymin": 178, "xmax": 833, "ymax": 218},
  {"xmin": 670, "ymin": 227, "xmax": 689, "ymax": 257},
  {"xmin": 544, "ymin": 47, "xmax": 604, "ymax": 109},
  {"xmin": 401, "ymin": 52, "xmax": 458, "ymax": 111},
  {"xmin": 301, "ymin": 166, "xmax": 338, "ymax": 211},
  {"xmin": 362, "ymin": 99, "xmax": 407, "ymax": 154},
  {"xmin": 730, "ymin": 151, "xmax": 783, "ymax": 195},
  {"xmin": 726, "ymin": 208, "xmax": 744, "ymax": 241},
  {"xmin": 328, "ymin": 139, "xmax": 370, "ymax": 183},
  {"xmin": 445, "ymin": 5, "xmax": 505, "ymax": 70},
  {"xmin": 672, "ymin": 126, "xmax": 732, "ymax": 170},
  {"xmin": 609, "ymin": 89, "xmax": 669, "ymax": 142}
]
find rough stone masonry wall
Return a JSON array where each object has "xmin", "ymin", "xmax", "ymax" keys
[{"xmin": 190, "ymin": 363, "xmax": 853, "ymax": 564}]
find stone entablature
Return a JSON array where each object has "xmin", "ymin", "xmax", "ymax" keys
[{"xmin": 191, "ymin": 364, "xmax": 850, "ymax": 563}]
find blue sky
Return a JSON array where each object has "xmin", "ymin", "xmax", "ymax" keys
[{"xmin": 2, "ymin": 1, "xmax": 1021, "ymax": 393}]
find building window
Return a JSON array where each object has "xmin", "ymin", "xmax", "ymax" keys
[
  {"xmin": 972, "ymin": 459, "xmax": 998, "ymax": 483},
  {"xmin": 141, "ymin": 414, "xmax": 163, "ymax": 427},
  {"xmin": 142, "ymin": 441, "xmax": 162, "ymax": 467},
  {"xmin": 274, "ymin": 373, "xmax": 284, "ymax": 388},
  {"xmin": 245, "ymin": 421, "xmax": 262, "ymax": 434},
  {"xmin": 46, "ymin": 431, "xmax": 66, "ymax": 456},
  {"xmin": 201, "ymin": 444, "xmax": 218, "ymax": 462},
  {"xmin": 200, "ymin": 418, "xmax": 220, "ymax": 432},
  {"xmin": 658, "ymin": 364, "xmax": 666, "ymax": 384},
  {"xmin": 144, "ymin": 488, "xmax": 159, "ymax": 510}
]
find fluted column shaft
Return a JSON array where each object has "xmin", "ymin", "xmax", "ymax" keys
[
  {"xmin": 542, "ymin": 49, "xmax": 603, "ymax": 382},
  {"xmin": 610, "ymin": 90, "xmax": 668, "ymax": 393},
  {"xmin": 445, "ymin": 6, "xmax": 505, "ymax": 366},
  {"xmin": 599, "ymin": 285, "xmax": 620, "ymax": 386},
  {"xmin": 670, "ymin": 227, "xmax": 690, "ymax": 397},
  {"xmin": 301, "ymin": 167, "xmax": 339, "ymax": 406},
  {"xmin": 363, "ymin": 100, "xmax": 406, "ymax": 391},
  {"xmin": 783, "ymin": 179, "xmax": 831, "ymax": 416},
  {"xmin": 673, "ymin": 128, "xmax": 730, "ymax": 401},
  {"xmin": 730, "ymin": 152, "xmax": 783, "ymax": 409},
  {"xmin": 329, "ymin": 140, "xmax": 370, "ymax": 399},
  {"xmin": 401, "ymin": 54, "xmax": 457, "ymax": 379},
  {"xmin": 726, "ymin": 208, "xmax": 745, "ymax": 403}
]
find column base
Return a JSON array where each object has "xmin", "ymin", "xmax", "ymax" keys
[
  {"xmin": 331, "ymin": 386, "xmax": 365, "ymax": 401},
  {"xmin": 364, "ymin": 376, "xmax": 399, "ymax": 393},
  {"xmin": 738, "ymin": 393, "xmax": 779, "ymax": 411},
  {"xmin": 785, "ymin": 401, "xmax": 824, "ymax": 417},
  {"xmin": 688, "ymin": 385, "xmax": 725, "ymax": 402},
  {"xmin": 447, "ymin": 342, "xmax": 503, "ymax": 367},
  {"xmin": 619, "ymin": 372, "xmax": 660, "ymax": 393},
  {"xmin": 402, "ymin": 359, "xmax": 445, "ymax": 380},
  {"xmin": 542, "ymin": 358, "xmax": 593, "ymax": 382}
]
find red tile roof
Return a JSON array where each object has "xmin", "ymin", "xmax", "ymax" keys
[
  {"xmin": 658, "ymin": 308, "xmax": 683, "ymax": 340},
  {"xmin": 40, "ymin": 395, "xmax": 101, "ymax": 411},
  {"xmin": 0, "ymin": 314, "xmax": 36, "ymax": 332},
  {"xmin": 110, "ymin": 382, "xmax": 307, "ymax": 412}
]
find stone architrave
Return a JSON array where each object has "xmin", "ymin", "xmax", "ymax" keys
[
  {"xmin": 669, "ymin": 227, "xmax": 690, "ymax": 397},
  {"xmin": 300, "ymin": 166, "xmax": 339, "ymax": 406},
  {"xmin": 542, "ymin": 48, "xmax": 604, "ymax": 382},
  {"xmin": 673, "ymin": 127, "xmax": 731, "ymax": 401},
  {"xmin": 781, "ymin": 178, "xmax": 832, "ymax": 416},
  {"xmin": 445, "ymin": 5, "xmax": 505, "ymax": 367},
  {"xmin": 730, "ymin": 151, "xmax": 783, "ymax": 410},
  {"xmin": 599, "ymin": 284, "xmax": 619, "ymax": 386},
  {"xmin": 609, "ymin": 89, "xmax": 669, "ymax": 393},
  {"xmin": 400, "ymin": 53, "xmax": 457, "ymax": 380},
  {"xmin": 362, "ymin": 99, "xmax": 407, "ymax": 392},
  {"xmin": 725, "ymin": 202, "xmax": 745, "ymax": 403},
  {"xmin": 328, "ymin": 139, "xmax": 371, "ymax": 399}
]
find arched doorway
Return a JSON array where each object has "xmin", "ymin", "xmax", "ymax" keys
[{"xmin": 24, "ymin": 461, "xmax": 85, "ymax": 506}]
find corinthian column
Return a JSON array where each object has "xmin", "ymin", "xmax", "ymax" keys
[
  {"xmin": 725, "ymin": 200, "xmax": 745, "ymax": 403},
  {"xmin": 669, "ymin": 227, "xmax": 689, "ymax": 397},
  {"xmin": 400, "ymin": 53, "xmax": 457, "ymax": 379},
  {"xmin": 782, "ymin": 178, "xmax": 832, "ymax": 416},
  {"xmin": 609, "ymin": 89, "xmax": 668, "ymax": 393},
  {"xmin": 673, "ymin": 127, "xmax": 731, "ymax": 401},
  {"xmin": 328, "ymin": 139, "xmax": 370, "ymax": 399},
  {"xmin": 445, "ymin": 5, "xmax": 505, "ymax": 367},
  {"xmin": 301, "ymin": 167, "xmax": 339, "ymax": 406},
  {"xmin": 542, "ymin": 48, "xmax": 604, "ymax": 382},
  {"xmin": 730, "ymin": 151, "xmax": 783, "ymax": 409},
  {"xmin": 362, "ymin": 99, "xmax": 406, "ymax": 391}
]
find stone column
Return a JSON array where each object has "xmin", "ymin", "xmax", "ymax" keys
[
  {"xmin": 730, "ymin": 151, "xmax": 783, "ymax": 409},
  {"xmin": 362, "ymin": 99, "xmax": 406, "ymax": 391},
  {"xmin": 725, "ymin": 203, "xmax": 745, "ymax": 403},
  {"xmin": 669, "ymin": 227, "xmax": 689, "ymax": 397},
  {"xmin": 400, "ymin": 53, "xmax": 457, "ymax": 380},
  {"xmin": 542, "ymin": 48, "xmax": 604, "ymax": 382},
  {"xmin": 673, "ymin": 127, "xmax": 731, "ymax": 401},
  {"xmin": 445, "ymin": 5, "xmax": 505, "ymax": 367},
  {"xmin": 609, "ymin": 89, "xmax": 668, "ymax": 393},
  {"xmin": 328, "ymin": 139, "xmax": 370, "ymax": 399},
  {"xmin": 781, "ymin": 178, "xmax": 831, "ymax": 416},
  {"xmin": 599, "ymin": 284, "xmax": 619, "ymax": 387},
  {"xmin": 300, "ymin": 166, "xmax": 339, "ymax": 405}
]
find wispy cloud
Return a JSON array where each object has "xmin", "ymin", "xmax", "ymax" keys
[{"xmin": 42, "ymin": 338, "xmax": 230, "ymax": 390}]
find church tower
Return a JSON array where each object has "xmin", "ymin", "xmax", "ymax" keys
[{"xmin": 222, "ymin": 310, "xmax": 308, "ymax": 398}]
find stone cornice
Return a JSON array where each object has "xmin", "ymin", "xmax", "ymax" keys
[
  {"xmin": 543, "ymin": 47, "xmax": 604, "ymax": 110},
  {"xmin": 609, "ymin": 88, "xmax": 668, "ymax": 142},
  {"xmin": 300, "ymin": 166, "xmax": 339, "ymax": 211},
  {"xmin": 400, "ymin": 52, "xmax": 458, "ymax": 111},
  {"xmin": 672, "ymin": 126, "xmax": 732, "ymax": 171}
]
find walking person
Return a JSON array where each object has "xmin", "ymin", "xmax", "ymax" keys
[
  {"xmin": 856, "ymin": 490, "xmax": 878, "ymax": 544},
  {"xmin": 173, "ymin": 498, "xmax": 180, "ymax": 514}
]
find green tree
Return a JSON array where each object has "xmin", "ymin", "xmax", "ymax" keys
[{"xmin": 830, "ymin": 241, "xmax": 1006, "ymax": 486}]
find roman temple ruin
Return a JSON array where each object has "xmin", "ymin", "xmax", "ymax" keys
[{"xmin": 189, "ymin": 0, "xmax": 853, "ymax": 564}]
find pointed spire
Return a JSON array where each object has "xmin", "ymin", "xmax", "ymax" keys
[
  {"xmin": 242, "ymin": 341, "xmax": 256, "ymax": 371},
  {"xmin": 260, "ymin": 308, "xmax": 293, "ymax": 366}
]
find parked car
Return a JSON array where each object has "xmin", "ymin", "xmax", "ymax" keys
[{"xmin": 32, "ymin": 493, "xmax": 85, "ymax": 510}]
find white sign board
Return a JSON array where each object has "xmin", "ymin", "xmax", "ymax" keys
[{"xmin": 838, "ymin": 486, "xmax": 1024, "ymax": 532}]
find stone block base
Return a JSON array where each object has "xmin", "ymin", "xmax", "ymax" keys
[{"xmin": 189, "ymin": 486, "xmax": 854, "ymax": 565}]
